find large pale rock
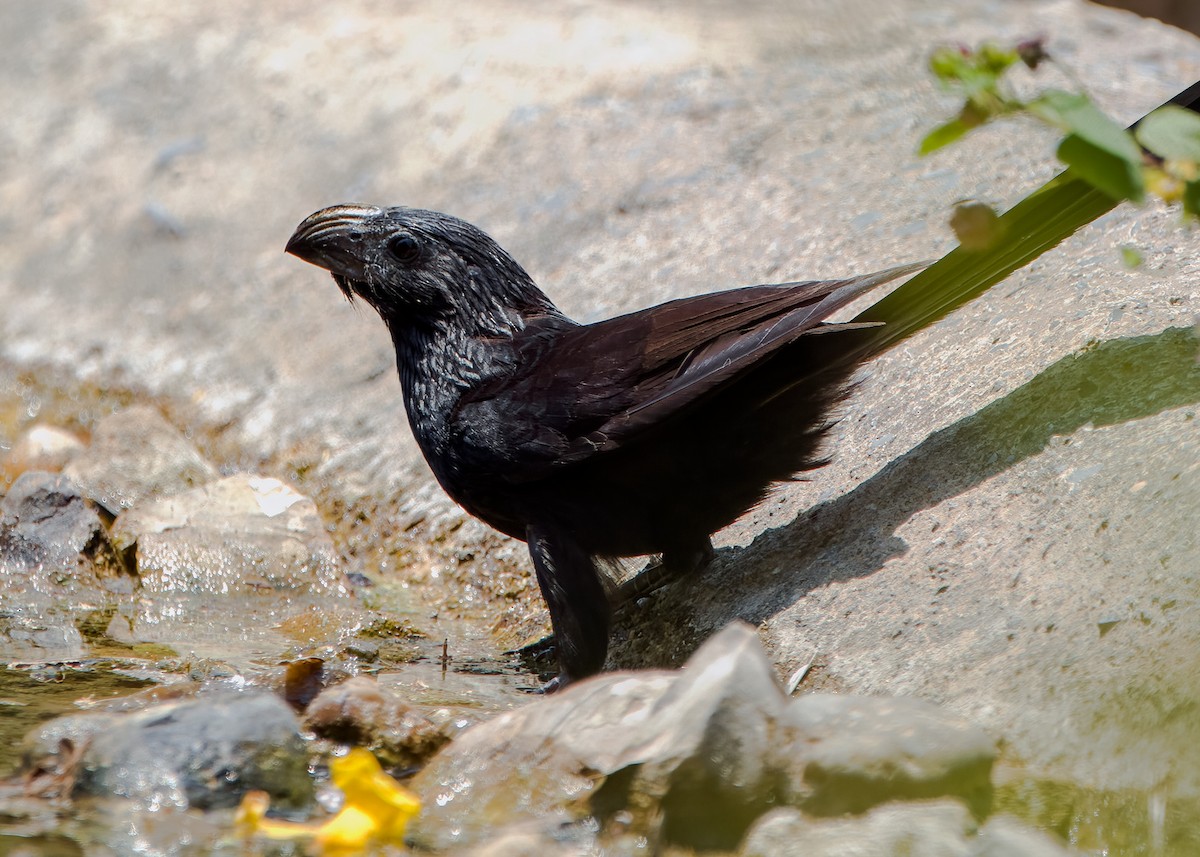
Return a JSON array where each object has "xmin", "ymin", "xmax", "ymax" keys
[
  {"xmin": 63, "ymin": 406, "xmax": 216, "ymax": 514},
  {"xmin": 111, "ymin": 474, "xmax": 341, "ymax": 595}
]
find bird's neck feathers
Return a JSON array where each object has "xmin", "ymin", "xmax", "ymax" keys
[{"xmin": 381, "ymin": 262, "xmax": 570, "ymax": 454}]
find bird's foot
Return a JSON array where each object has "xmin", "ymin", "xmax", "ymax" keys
[{"xmin": 538, "ymin": 674, "xmax": 568, "ymax": 694}]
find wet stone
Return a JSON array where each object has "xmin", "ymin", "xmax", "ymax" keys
[
  {"xmin": 778, "ymin": 692, "xmax": 996, "ymax": 817},
  {"xmin": 738, "ymin": 801, "xmax": 1075, "ymax": 857},
  {"xmin": 22, "ymin": 691, "xmax": 314, "ymax": 810},
  {"xmin": 62, "ymin": 405, "xmax": 216, "ymax": 515},
  {"xmin": 409, "ymin": 622, "xmax": 998, "ymax": 852},
  {"xmin": 0, "ymin": 471, "xmax": 126, "ymax": 585},
  {"xmin": 111, "ymin": 474, "xmax": 342, "ymax": 595},
  {"xmin": 409, "ymin": 623, "xmax": 784, "ymax": 851},
  {"xmin": 0, "ymin": 610, "xmax": 86, "ymax": 661},
  {"xmin": 302, "ymin": 675, "xmax": 450, "ymax": 771},
  {"xmin": 2, "ymin": 424, "xmax": 86, "ymax": 481}
]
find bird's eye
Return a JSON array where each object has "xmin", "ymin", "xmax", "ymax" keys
[{"xmin": 387, "ymin": 233, "xmax": 422, "ymax": 263}]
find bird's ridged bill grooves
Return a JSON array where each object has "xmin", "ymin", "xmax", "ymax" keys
[{"xmin": 285, "ymin": 204, "xmax": 383, "ymax": 293}]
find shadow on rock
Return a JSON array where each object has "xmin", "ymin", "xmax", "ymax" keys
[{"xmin": 612, "ymin": 324, "xmax": 1200, "ymax": 668}]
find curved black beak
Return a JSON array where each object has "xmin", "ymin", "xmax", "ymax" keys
[{"xmin": 285, "ymin": 204, "xmax": 383, "ymax": 282}]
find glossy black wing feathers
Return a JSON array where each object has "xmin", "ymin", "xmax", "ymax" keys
[{"xmin": 459, "ymin": 264, "xmax": 923, "ymax": 480}]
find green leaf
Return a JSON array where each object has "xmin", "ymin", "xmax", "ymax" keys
[
  {"xmin": 929, "ymin": 47, "xmax": 970, "ymax": 81},
  {"xmin": 978, "ymin": 42, "xmax": 1019, "ymax": 74},
  {"xmin": 919, "ymin": 118, "xmax": 971, "ymax": 155},
  {"xmin": 1119, "ymin": 246, "xmax": 1144, "ymax": 268},
  {"xmin": 1032, "ymin": 90, "xmax": 1143, "ymax": 168},
  {"xmin": 1057, "ymin": 134, "xmax": 1146, "ymax": 203},
  {"xmin": 1136, "ymin": 106, "xmax": 1200, "ymax": 162},
  {"xmin": 1026, "ymin": 90, "xmax": 1092, "ymax": 130}
]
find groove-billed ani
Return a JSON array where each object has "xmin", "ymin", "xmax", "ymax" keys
[{"xmin": 287, "ymin": 204, "xmax": 924, "ymax": 689}]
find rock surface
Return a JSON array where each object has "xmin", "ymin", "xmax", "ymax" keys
[
  {"xmin": 111, "ymin": 473, "xmax": 342, "ymax": 595},
  {"xmin": 22, "ymin": 692, "xmax": 313, "ymax": 810},
  {"xmin": 62, "ymin": 406, "xmax": 216, "ymax": 515},
  {"xmin": 739, "ymin": 801, "xmax": 1076, "ymax": 857},
  {"xmin": 303, "ymin": 675, "xmax": 449, "ymax": 770},
  {"xmin": 410, "ymin": 623, "xmax": 995, "ymax": 850}
]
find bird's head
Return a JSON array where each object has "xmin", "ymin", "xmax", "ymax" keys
[{"xmin": 285, "ymin": 204, "xmax": 561, "ymax": 334}]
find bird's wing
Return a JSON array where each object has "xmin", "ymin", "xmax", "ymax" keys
[{"xmin": 456, "ymin": 264, "xmax": 923, "ymax": 480}]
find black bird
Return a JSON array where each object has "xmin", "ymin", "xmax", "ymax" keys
[{"xmin": 286, "ymin": 204, "xmax": 924, "ymax": 689}]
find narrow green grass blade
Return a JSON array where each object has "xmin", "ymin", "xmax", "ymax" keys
[{"xmin": 849, "ymin": 172, "xmax": 1115, "ymax": 353}]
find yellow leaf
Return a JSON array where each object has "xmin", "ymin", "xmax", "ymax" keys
[{"xmin": 234, "ymin": 749, "xmax": 421, "ymax": 853}]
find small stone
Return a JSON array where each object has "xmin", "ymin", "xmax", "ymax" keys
[
  {"xmin": 304, "ymin": 676, "xmax": 449, "ymax": 770},
  {"xmin": 739, "ymin": 802, "xmax": 973, "ymax": 857},
  {"xmin": 2, "ymin": 424, "xmax": 86, "ymax": 480},
  {"xmin": 0, "ymin": 611, "xmax": 86, "ymax": 661},
  {"xmin": 343, "ymin": 639, "xmax": 381, "ymax": 661},
  {"xmin": 463, "ymin": 823, "xmax": 590, "ymax": 857},
  {"xmin": 0, "ymin": 471, "xmax": 128, "ymax": 589},
  {"xmin": 972, "ymin": 815, "xmax": 1077, "ymax": 856},
  {"xmin": 63, "ymin": 406, "xmax": 216, "ymax": 514}
]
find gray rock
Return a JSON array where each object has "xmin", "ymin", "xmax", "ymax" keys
[
  {"xmin": 411, "ymin": 623, "xmax": 994, "ymax": 850},
  {"xmin": 303, "ymin": 675, "xmax": 449, "ymax": 770},
  {"xmin": 21, "ymin": 711, "xmax": 121, "ymax": 778},
  {"xmin": 0, "ymin": 470, "xmax": 128, "ymax": 661},
  {"xmin": 0, "ymin": 471, "xmax": 126, "ymax": 582},
  {"xmin": 63, "ymin": 406, "xmax": 216, "ymax": 514},
  {"xmin": 0, "ymin": 611, "xmax": 86, "ymax": 662},
  {"xmin": 780, "ymin": 693, "xmax": 995, "ymax": 816},
  {"xmin": 23, "ymin": 692, "xmax": 313, "ymax": 810},
  {"xmin": 601, "ymin": 621, "xmax": 787, "ymax": 849},
  {"xmin": 739, "ymin": 802, "xmax": 1076, "ymax": 857},
  {"xmin": 0, "ymin": 471, "xmax": 129, "ymax": 660},
  {"xmin": 111, "ymin": 474, "xmax": 341, "ymax": 595}
]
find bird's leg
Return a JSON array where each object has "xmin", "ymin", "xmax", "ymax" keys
[
  {"xmin": 615, "ymin": 537, "xmax": 715, "ymax": 606},
  {"xmin": 526, "ymin": 524, "xmax": 612, "ymax": 692}
]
